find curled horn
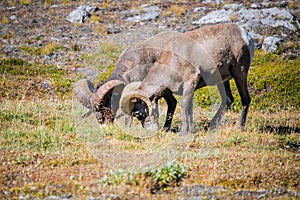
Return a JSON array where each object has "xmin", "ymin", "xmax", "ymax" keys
[
  {"xmin": 120, "ymin": 82, "xmax": 152, "ymax": 116},
  {"xmin": 94, "ymin": 80, "xmax": 125, "ymax": 107},
  {"xmin": 73, "ymin": 79, "xmax": 95, "ymax": 110}
]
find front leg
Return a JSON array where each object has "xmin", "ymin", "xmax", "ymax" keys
[
  {"xmin": 143, "ymin": 98, "xmax": 160, "ymax": 131},
  {"xmin": 151, "ymin": 99, "xmax": 160, "ymax": 129},
  {"xmin": 162, "ymin": 92, "xmax": 177, "ymax": 131},
  {"xmin": 180, "ymin": 82, "xmax": 195, "ymax": 135}
]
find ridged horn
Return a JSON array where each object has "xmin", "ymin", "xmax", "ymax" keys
[
  {"xmin": 73, "ymin": 79, "xmax": 95, "ymax": 110},
  {"xmin": 120, "ymin": 82, "xmax": 152, "ymax": 116},
  {"xmin": 94, "ymin": 80, "xmax": 125, "ymax": 106}
]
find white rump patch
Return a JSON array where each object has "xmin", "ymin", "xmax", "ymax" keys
[{"xmin": 239, "ymin": 26, "xmax": 255, "ymax": 62}]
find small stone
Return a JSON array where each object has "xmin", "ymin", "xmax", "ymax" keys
[
  {"xmin": 202, "ymin": 0, "xmax": 223, "ymax": 5},
  {"xmin": 140, "ymin": 5, "xmax": 161, "ymax": 13},
  {"xmin": 223, "ymin": 4, "xmax": 244, "ymax": 11},
  {"xmin": 41, "ymin": 79, "xmax": 52, "ymax": 90},
  {"xmin": 106, "ymin": 27, "xmax": 122, "ymax": 34},
  {"xmin": 262, "ymin": 36, "xmax": 284, "ymax": 53},
  {"xmin": 67, "ymin": 5, "xmax": 98, "ymax": 23},
  {"xmin": 127, "ymin": 12, "xmax": 160, "ymax": 22},
  {"xmin": 9, "ymin": 15, "xmax": 17, "ymax": 20}
]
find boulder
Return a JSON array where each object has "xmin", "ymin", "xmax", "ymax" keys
[
  {"xmin": 67, "ymin": 5, "xmax": 98, "ymax": 23},
  {"xmin": 126, "ymin": 4, "xmax": 161, "ymax": 22}
]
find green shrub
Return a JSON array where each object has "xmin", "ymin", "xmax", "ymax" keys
[
  {"xmin": 99, "ymin": 160, "xmax": 187, "ymax": 191},
  {"xmin": 248, "ymin": 50, "xmax": 299, "ymax": 111}
]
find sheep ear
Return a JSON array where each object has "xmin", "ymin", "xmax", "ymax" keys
[{"xmin": 74, "ymin": 79, "xmax": 95, "ymax": 110}]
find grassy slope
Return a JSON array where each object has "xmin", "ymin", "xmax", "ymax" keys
[{"xmin": 0, "ymin": 48, "xmax": 299, "ymax": 198}]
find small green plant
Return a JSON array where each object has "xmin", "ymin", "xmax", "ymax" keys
[
  {"xmin": 1, "ymin": 16, "xmax": 9, "ymax": 25},
  {"xmin": 99, "ymin": 160, "xmax": 187, "ymax": 191},
  {"xmin": 152, "ymin": 160, "xmax": 187, "ymax": 190},
  {"xmin": 20, "ymin": 0, "xmax": 32, "ymax": 5},
  {"xmin": 229, "ymin": 14, "xmax": 239, "ymax": 22},
  {"xmin": 227, "ymin": 135, "xmax": 246, "ymax": 145}
]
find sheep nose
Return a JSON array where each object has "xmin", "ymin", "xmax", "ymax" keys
[{"xmin": 133, "ymin": 111, "xmax": 142, "ymax": 117}]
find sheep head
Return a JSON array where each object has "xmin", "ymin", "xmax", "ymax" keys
[
  {"xmin": 120, "ymin": 82, "xmax": 159, "ymax": 130},
  {"xmin": 74, "ymin": 79, "xmax": 125, "ymax": 123}
]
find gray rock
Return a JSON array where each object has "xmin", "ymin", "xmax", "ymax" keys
[
  {"xmin": 202, "ymin": 0, "xmax": 223, "ymax": 5},
  {"xmin": 140, "ymin": 4, "xmax": 161, "ymax": 13},
  {"xmin": 67, "ymin": 5, "xmax": 98, "ymax": 23},
  {"xmin": 193, "ymin": 9, "xmax": 233, "ymax": 24},
  {"xmin": 194, "ymin": 7, "xmax": 212, "ymax": 12},
  {"xmin": 41, "ymin": 79, "xmax": 52, "ymax": 90},
  {"xmin": 193, "ymin": 6, "xmax": 299, "ymax": 51},
  {"xmin": 262, "ymin": 36, "xmax": 284, "ymax": 52},
  {"xmin": 223, "ymin": 4, "xmax": 245, "ymax": 11},
  {"xmin": 127, "ymin": 12, "xmax": 160, "ymax": 22},
  {"xmin": 6, "ymin": 6, "xmax": 15, "ymax": 11},
  {"xmin": 106, "ymin": 27, "xmax": 122, "ymax": 34},
  {"xmin": 194, "ymin": 7, "xmax": 298, "ymax": 31},
  {"xmin": 126, "ymin": 4, "xmax": 161, "ymax": 22},
  {"xmin": 9, "ymin": 15, "xmax": 17, "ymax": 20}
]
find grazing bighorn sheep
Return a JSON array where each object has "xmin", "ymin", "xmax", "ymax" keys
[
  {"xmin": 120, "ymin": 23, "xmax": 255, "ymax": 134},
  {"xmin": 74, "ymin": 31, "xmax": 180, "ymax": 130}
]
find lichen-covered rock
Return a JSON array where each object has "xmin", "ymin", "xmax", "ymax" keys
[
  {"xmin": 126, "ymin": 4, "xmax": 161, "ymax": 22},
  {"xmin": 262, "ymin": 36, "xmax": 284, "ymax": 53},
  {"xmin": 66, "ymin": 5, "xmax": 98, "ymax": 23},
  {"xmin": 194, "ymin": 7, "xmax": 298, "ymax": 31},
  {"xmin": 193, "ymin": 6, "xmax": 299, "ymax": 51},
  {"xmin": 126, "ymin": 12, "xmax": 160, "ymax": 22},
  {"xmin": 223, "ymin": 3, "xmax": 245, "ymax": 11}
]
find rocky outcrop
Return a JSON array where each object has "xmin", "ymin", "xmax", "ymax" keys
[{"xmin": 193, "ymin": 4, "xmax": 299, "ymax": 52}]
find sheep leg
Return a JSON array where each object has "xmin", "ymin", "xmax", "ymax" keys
[
  {"xmin": 143, "ymin": 99, "xmax": 160, "ymax": 131},
  {"xmin": 209, "ymin": 80, "xmax": 234, "ymax": 129},
  {"xmin": 152, "ymin": 99, "xmax": 160, "ymax": 129},
  {"xmin": 180, "ymin": 83, "xmax": 195, "ymax": 135},
  {"xmin": 162, "ymin": 92, "xmax": 177, "ymax": 131},
  {"xmin": 231, "ymin": 68, "xmax": 251, "ymax": 130}
]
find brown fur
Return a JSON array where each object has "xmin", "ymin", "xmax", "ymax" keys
[{"xmin": 122, "ymin": 23, "xmax": 253, "ymax": 134}]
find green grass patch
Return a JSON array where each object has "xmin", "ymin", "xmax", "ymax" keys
[
  {"xmin": 248, "ymin": 50, "xmax": 300, "ymax": 111},
  {"xmin": 0, "ymin": 100, "xmax": 77, "ymax": 154},
  {"xmin": 85, "ymin": 43, "xmax": 123, "ymax": 82},
  {"xmin": 100, "ymin": 160, "xmax": 187, "ymax": 192},
  {"xmin": 0, "ymin": 58, "xmax": 76, "ymax": 99},
  {"xmin": 20, "ymin": 41, "xmax": 67, "ymax": 56}
]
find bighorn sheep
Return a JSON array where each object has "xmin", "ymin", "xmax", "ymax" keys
[
  {"xmin": 120, "ymin": 23, "xmax": 255, "ymax": 134},
  {"xmin": 74, "ymin": 31, "xmax": 180, "ymax": 130}
]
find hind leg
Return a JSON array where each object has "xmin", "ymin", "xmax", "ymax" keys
[
  {"xmin": 231, "ymin": 63, "xmax": 251, "ymax": 129},
  {"xmin": 209, "ymin": 80, "xmax": 234, "ymax": 129}
]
